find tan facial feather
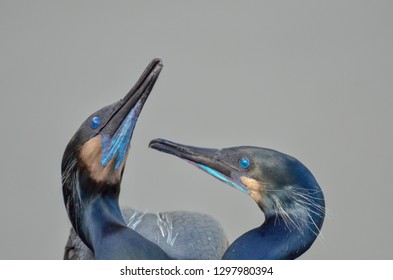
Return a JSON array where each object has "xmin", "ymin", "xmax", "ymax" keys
[
  {"xmin": 240, "ymin": 176, "xmax": 263, "ymax": 203},
  {"xmin": 79, "ymin": 136, "xmax": 125, "ymax": 185}
]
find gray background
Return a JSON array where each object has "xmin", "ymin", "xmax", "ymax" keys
[{"xmin": 0, "ymin": 1, "xmax": 392, "ymax": 259}]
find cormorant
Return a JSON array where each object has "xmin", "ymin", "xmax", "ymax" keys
[
  {"xmin": 149, "ymin": 138, "xmax": 325, "ymax": 259},
  {"xmin": 61, "ymin": 59, "xmax": 227, "ymax": 259}
]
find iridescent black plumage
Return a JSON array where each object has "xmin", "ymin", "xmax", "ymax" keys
[
  {"xmin": 61, "ymin": 59, "xmax": 228, "ymax": 259},
  {"xmin": 150, "ymin": 139, "xmax": 325, "ymax": 259},
  {"xmin": 62, "ymin": 59, "xmax": 170, "ymax": 259}
]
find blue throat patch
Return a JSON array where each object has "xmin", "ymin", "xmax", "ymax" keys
[
  {"xmin": 101, "ymin": 99, "xmax": 143, "ymax": 170},
  {"xmin": 196, "ymin": 164, "xmax": 250, "ymax": 194}
]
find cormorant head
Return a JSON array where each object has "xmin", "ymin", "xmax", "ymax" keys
[
  {"xmin": 61, "ymin": 59, "xmax": 162, "ymax": 233},
  {"xmin": 149, "ymin": 139, "xmax": 325, "ymax": 233}
]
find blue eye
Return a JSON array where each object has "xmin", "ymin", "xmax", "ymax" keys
[
  {"xmin": 91, "ymin": 116, "xmax": 101, "ymax": 129},
  {"xmin": 239, "ymin": 157, "xmax": 250, "ymax": 169}
]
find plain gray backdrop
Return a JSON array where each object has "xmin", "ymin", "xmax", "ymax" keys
[{"xmin": 0, "ymin": 1, "xmax": 392, "ymax": 259}]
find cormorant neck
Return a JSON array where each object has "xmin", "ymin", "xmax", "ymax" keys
[
  {"xmin": 64, "ymin": 167, "xmax": 171, "ymax": 259},
  {"xmin": 222, "ymin": 206, "xmax": 324, "ymax": 260},
  {"xmin": 73, "ymin": 172, "xmax": 125, "ymax": 250},
  {"xmin": 82, "ymin": 192, "xmax": 125, "ymax": 250}
]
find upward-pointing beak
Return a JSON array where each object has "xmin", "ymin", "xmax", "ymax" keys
[
  {"xmin": 102, "ymin": 58, "xmax": 163, "ymax": 136},
  {"xmin": 101, "ymin": 58, "xmax": 163, "ymax": 169}
]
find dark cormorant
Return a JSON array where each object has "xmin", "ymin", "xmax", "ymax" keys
[
  {"xmin": 149, "ymin": 138, "xmax": 325, "ymax": 259},
  {"xmin": 61, "ymin": 59, "xmax": 227, "ymax": 259}
]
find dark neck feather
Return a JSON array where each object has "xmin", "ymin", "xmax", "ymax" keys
[
  {"xmin": 62, "ymin": 158, "xmax": 125, "ymax": 250},
  {"xmin": 80, "ymin": 183, "xmax": 125, "ymax": 250},
  {"xmin": 223, "ymin": 185, "xmax": 325, "ymax": 260},
  {"xmin": 62, "ymin": 159, "xmax": 170, "ymax": 259},
  {"xmin": 82, "ymin": 191, "xmax": 171, "ymax": 259},
  {"xmin": 223, "ymin": 212, "xmax": 322, "ymax": 259}
]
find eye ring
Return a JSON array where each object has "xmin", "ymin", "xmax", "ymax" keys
[
  {"xmin": 239, "ymin": 157, "xmax": 250, "ymax": 169},
  {"xmin": 91, "ymin": 116, "xmax": 101, "ymax": 129}
]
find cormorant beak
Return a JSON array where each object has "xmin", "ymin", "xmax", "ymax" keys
[
  {"xmin": 99, "ymin": 58, "xmax": 163, "ymax": 170},
  {"xmin": 101, "ymin": 58, "xmax": 163, "ymax": 137},
  {"xmin": 149, "ymin": 138, "xmax": 250, "ymax": 194}
]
